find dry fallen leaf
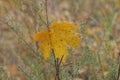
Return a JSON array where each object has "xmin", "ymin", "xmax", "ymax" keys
[
  {"xmin": 7, "ymin": 64, "xmax": 18, "ymax": 77},
  {"xmin": 87, "ymin": 28, "xmax": 102, "ymax": 45}
]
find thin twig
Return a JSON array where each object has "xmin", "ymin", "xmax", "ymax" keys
[
  {"xmin": 18, "ymin": 65, "xmax": 32, "ymax": 79},
  {"xmin": 52, "ymin": 50, "xmax": 57, "ymax": 80},
  {"xmin": 45, "ymin": 0, "xmax": 49, "ymax": 29},
  {"xmin": 59, "ymin": 55, "xmax": 64, "ymax": 66},
  {"xmin": 38, "ymin": 14, "xmax": 47, "ymax": 25},
  {"xmin": 52, "ymin": 50, "xmax": 61, "ymax": 80},
  {"xmin": 56, "ymin": 58, "xmax": 60, "ymax": 80},
  {"xmin": 8, "ymin": 26, "xmax": 38, "ymax": 57},
  {"xmin": 92, "ymin": 66, "xmax": 98, "ymax": 80},
  {"xmin": 45, "ymin": 0, "xmax": 62, "ymax": 80},
  {"xmin": 117, "ymin": 52, "xmax": 120, "ymax": 80},
  {"xmin": 97, "ymin": 52, "xmax": 105, "ymax": 80}
]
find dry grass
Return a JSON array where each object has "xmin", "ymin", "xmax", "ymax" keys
[{"xmin": 0, "ymin": 0, "xmax": 120, "ymax": 80}]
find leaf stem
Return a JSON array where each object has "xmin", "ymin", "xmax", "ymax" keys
[{"xmin": 52, "ymin": 50, "xmax": 63, "ymax": 80}]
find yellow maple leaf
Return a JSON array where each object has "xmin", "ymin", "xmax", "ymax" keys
[{"xmin": 34, "ymin": 21, "xmax": 80, "ymax": 62}]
